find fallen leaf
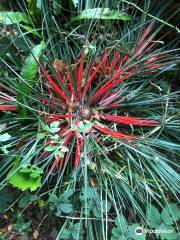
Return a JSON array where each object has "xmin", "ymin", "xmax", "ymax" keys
[
  {"xmin": 7, "ymin": 224, "xmax": 13, "ymax": 232},
  {"xmin": 33, "ymin": 229, "xmax": 39, "ymax": 239}
]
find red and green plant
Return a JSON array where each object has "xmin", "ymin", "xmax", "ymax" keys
[{"xmin": 0, "ymin": 0, "xmax": 180, "ymax": 239}]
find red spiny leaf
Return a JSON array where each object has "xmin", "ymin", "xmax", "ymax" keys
[
  {"xmin": 51, "ymin": 96, "xmax": 67, "ymax": 109},
  {"xmin": 110, "ymin": 51, "xmax": 121, "ymax": 71},
  {"xmin": 40, "ymin": 66, "xmax": 70, "ymax": 103},
  {"xmin": 140, "ymin": 21, "xmax": 154, "ymax": 42},
  {"xmin": 64, "ymin": 130, "xmax": 74, "ymax": 144},
  {"xmin": 57, "ymin": 73, "xmax": 64, "ymax": 84},
  {"xmin": 42, "ymin": 98, "xmax": 59, "ymax": 110},
  {"xmin": 99, "ymin": 91, "xmax": 119, "ymax": 106},
  {"xmin": 93, "ymin": 124, "xmax": 141, "ymax": 140},
  {"xmin": 77, "ymin": 50, "xmax": 85, "ymax": 99},
  {"xmin": 133, "ymin": 22, "xmax": 154, "ymax": 55},
  {"xmin": 89, "ymin": 68, "xmax": 125, "ymax": 103},
  {"xmin": 134, "ymin": 32, "xmax": 156, "ymax": 58},
  {"xmin": 45, "ymin": 113, "xmax": 74, "ymax": 118},
  {"xmin": 98, "ymin": 72, "xmax": 103, "ymax": 84},
  {"xmin": 90, "ymin": 70, "xmax": 139, "ymax": 104},
  {"xmin": 58, "ymin": 125, "xmax": 70, "ymax": 136},
  {"xmin": 146, "ymin": 61, "xmax": 173, "ymax": 69},
  {"xmin": 73, "ymin": 59, "xmax": 78, "ymax": 77},
  {"xmin": 75, "ymin": 131, "xmax": 81, "ymax": 166},
  {"xmin": 82, "ymin": 49, "xmax": 113, "ymax": 97},
  {"xmin": 0, "ymin": 105, "xmax": 17, "ymax": 111},
  {"xmin": 45, "ymin": 117, "xmax": 61, "ymax": 123},
  {"xmin": 99, "ymin": 114, "xmax": 160, "ymax": 126},
  {"xmin": 144, "ymin": 54, "xmax": 166, "ymax": 64},
  {"xmin": 48, "ymin": 159, "xmax": 59, "ymax": 175},
  {"xmin": 66, "ymin": 64, "xmax": 77, "ymax": 101}
]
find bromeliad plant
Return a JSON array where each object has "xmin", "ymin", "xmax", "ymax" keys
[
  {"xmin": 0, "ymin": 0, "xmax": 180, "ymax": 239},
  {"xmin": 37, "ymin": 22, "xmax": 170, "ymax": 171},
  {"xmin": 0, "ymin": 22, "xmax": 175, "ymax": 173}
]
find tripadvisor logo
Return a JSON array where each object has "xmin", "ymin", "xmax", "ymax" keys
[
  {"xmin": 135, "ymin": 227, "xmax": 143, "ymax": 235},
  {"xmin": 135, "ymin": 226, "xmax": 174, "ymax": 235}
]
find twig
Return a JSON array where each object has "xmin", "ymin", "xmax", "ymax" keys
[
  {"xmin": 122, "ymin": 0, "xmax": 180, "ymax": 33},
  {"xmin": 57, "ymin": 215, "xmax": 115, "ymax": 222}
]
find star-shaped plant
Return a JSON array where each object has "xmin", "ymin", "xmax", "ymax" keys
[{"xmin": 0, "ymin": 21, "xmax": 179, "ymax": 222}]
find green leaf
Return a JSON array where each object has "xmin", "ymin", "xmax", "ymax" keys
[
  {"xmin": 60, "ymin": 146, "xmax": 69, "ymax": 152},
  {"xmin": 9, "ymin": 172, "xmax": 42, "ymax": 191},
  {"xmin": 8, "ymin": 164, "xmax": 43, "ymax": 192},
  {"xmin": 20, "ymin": 41, "xmax": 45, "ymax": 83},
  {"xmin": 60, "ymin": 229, "xmax": 71, "ymax": 239},
  {"xmin": 50, "ymin": 121, "xmax": 60, "ymax": 128},
  {"xmin": 44, "ymin": 145, "xmax": 57, "ymax": 151},
  {"xmin": 111, "ymin": 235, "xmax": 127, "ymax": 240},
  {"xmin": 146, "ymin": 205, "xmax": 161, "ymax": 228},
  {"xmin": 80, "ymin": 186, "xmax": 97, "ymax": 201},
  {"xmin": 0, "ymin": 133, "xmax": 11, "ymax": 142},
  {"xmin": 61, "ymin": 189, "xmax": 74, "ymax": 200},
  {"xmin": 71, "ymin": 123, "xmax": 77, "ymax": 131},
  {"xmin": 0, "ymin": 12, "xmax": 30, "ymax": 25},
  {"xmin": 60, "ymin": 203, "xmax": 73, "ymax": 214},
  {"xmin": 112, "ymin": 227, "xmax": 127, "ymax": 238},
  {"xmin": 0, "ymin": 189, "xmax": 15, "ymax": 213},
  {"xmin": 37, "ymin": 133, "xmax": 46, "ymax": 140},
  {"xmin": 49, "ymin": 190, "xmax": 74, "ymax": 216},
  {"xmin": 161, "ymin": 203, "xmax": 180, "ymax": 225},
  {"xmin": 71, "ymin": 8, "xmax": 131, "ymax": 22},
  {"xmin": 49, "ymin": 127, "xmax": 60, "ymax": 133},
  {"xmin": 156, "ymin": 224, "xmax": 177, "ymax": 240},
  {"xmin": 78, "ymin": 121, "xmax": 94, "ymax": 133},
  {"xmin": 20, "ymin": 24, "xmax": 41, "ymax": 37},
  {"xmin": 41, "ymin": 122, "xmax": 50, "ymax": 131},
  {"xmin": 30, "ymin": 172, "xmax": 40, "ymax": 178},
  {"xmin": 72, "ymin": 0, "xmax": 78, "ymax": 7},
  {"xmin": 0, "ymin": 144, "xmax": 10, "ymax": 154},
  {"xmin": 93, "ymin": 200, "xmax": 112, "ymax": 218},
  {"xmin": 72, "ymin": 223, "xmax": 83, "ymax": 239},
  {"xmin": 28, "ymin": 0, "xmax": 39, "ymax": 20},
  {"xmin": 115, "ymin": 214, "xmax": 128, "ymax": 234},
  {"xmin": 53, "ymin": 0, "xmax": 61, "ymax": 15},
  {"xmin": 55, "ymin": 151, "xmax": 64, "ymax": 158},
  {"xmin": 127, "ymin": 224, "xmax": 146, "ymax": 240},
  {"xmin": 19, "ymin": 192, "xmax": 38, "ymax": 208},
  {"xmin": 14, "ymin": 215, "xmax": 32, "ymax": 233},
  {"xmin": 17, "ymin": 41, "xmax": 45, "ymax": 118}
]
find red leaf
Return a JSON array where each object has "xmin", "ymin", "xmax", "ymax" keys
[
  {"xmin": 40, "ymin": 65, "xmax": 70, "ymax": 103},
  {"xmin": 99, "ymin": 114, "xmax": 160, "ymax": 126},
  {"xmin": 90, "ymin": 69, "xmax": 139, "ymax": 104},
  {"xmin": 93, "ymin": 124, "xmax": 141, "ymax": 140},
  {"xmin": 77, "ymin": 50, "xmax": 85, "ymax": 99},
  {"xmin": 66, "ymin": 64, "xmax": 77, "ymax": 101},
  {"xmin": 75, "ymin": 131, "xmax": 81, "ymax": 166},
  {"xmin": 0, "ymin": 105, "xmax": 17, "ymax": 111},
  {"xmin": 82, "ymin": 49, "xmax": 113, "ymax": 97}
]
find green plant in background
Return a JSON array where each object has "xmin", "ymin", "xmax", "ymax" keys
[
  {"xmin": 146, "ymin": 203, "xmax": 180, "ymax": 240},
  {"xmin": 111, "ymin": 203, "xmax": 180, "ymax": 240},
  {"xmin": 49, "ymin": 189, "xmax": 74, "ymax": 217},
  {"xmin": 0, "ymin": 188, "xmax": 15, "ymax": 213},
  {"xmin": 0, "ymin": 0, "xmax": 179, "ymax": 239},
  {"xmin": 57, "ymin": 222, "xmax": 83, "ymax": 240}
]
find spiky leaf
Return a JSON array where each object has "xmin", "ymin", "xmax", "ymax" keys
[
  {"xmin": 71, "ymin": 8, "xmax": 131, "ymax": 22},
  {"xmin": 0, "ymin": 12, "xmax": 30, "ymax": 25}
]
